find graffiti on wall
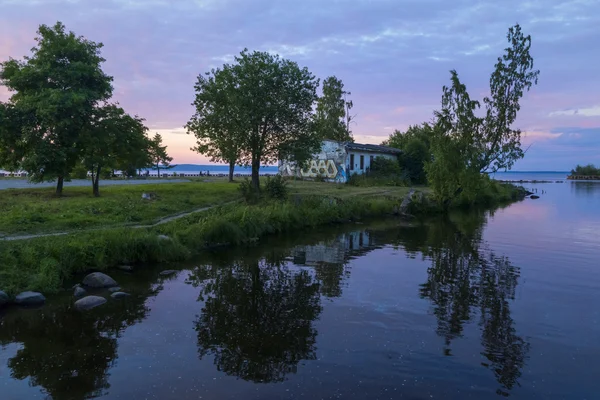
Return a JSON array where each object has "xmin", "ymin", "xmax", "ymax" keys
[
  {"xmin": 299, "ymin": 159, "xmax": 347, "ymax": 183},
  {"xmin": 278, "ymin": 140, "xmax": 349, "ymax": 183}
]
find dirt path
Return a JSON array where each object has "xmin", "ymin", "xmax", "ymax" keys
[{"xmin": 0, "ymin": 201, "xmax": 236, "ymax": 242}]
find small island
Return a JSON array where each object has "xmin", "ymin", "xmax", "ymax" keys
[{"xmin": 568, "ymin": 164, "xmax": 600, "ymax": 180}]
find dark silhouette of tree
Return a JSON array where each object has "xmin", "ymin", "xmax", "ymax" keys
[
  {"xmin": 190, "ymin": 258, "xmax": 322, "ymax": 383},
  {"xmin": 404, "ymin": 212, "xmax": 529, "ymax": 395},
  {"xmin": 0, "ymin": 284, "xmax": 160, "ymax": 400}
]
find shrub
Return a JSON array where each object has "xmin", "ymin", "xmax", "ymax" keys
[
  {"xmin": 264, "ymin": 174, "xmax": 289, "ymax": 200},
  {"xmin": 238, "ymin": 177, "xmax": 260, "ymax": 203},
  {"xmin": 369, "ymin": 157, "xmax": 402, "ymax": 177},
  {"xmin": 571, "ymin": 164, "xmax": 600, "ymax": 176}
]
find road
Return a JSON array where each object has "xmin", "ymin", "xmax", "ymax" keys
[{"xmin": 0, "ymin": 179, "xmax": 190, "ymax": 190}]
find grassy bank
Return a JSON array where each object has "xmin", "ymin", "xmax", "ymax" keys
[
  {"xmin": 0, "ymin": 182, "xmax": 240, "ymax": 236},
  {"xmin": 0, "ymin": 180, "xmax": 526, "ymax": 295},
  {"xmin": 0, "ymin": 194, "xmax": 403, "ymax": 295}
]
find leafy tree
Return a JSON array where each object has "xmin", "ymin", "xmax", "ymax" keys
[
  {"xmin": 148, "ymin": 133, "xmax": 173, "ymax": 177},
  {"xmin": 186, "ymin": 66, "xmax": 242, "ymax": 182},
  {"xmin": 80, "ymin": 104, "xmax": 149, "ymax": 196},
  {"xmin": 427, "ymin": 24, "xmax": 540, "ymax": 204},
  {"xmin": 571, "ymin": 164, "xmax": 600, "ymax": 176},
  {"xmin": 190, "ymin": 49, "xmax": 320, "ymax": 190},
  {"xmin": 313, "ymin": 76, "xmax": 354, "ymax": 142},
  {"xmin": 0, "ymin": 21, "xmax": 113, "ymax": 195},
  {"xmin": 383, "ymin": 123, "xmax": 433, "ymax": 184}
]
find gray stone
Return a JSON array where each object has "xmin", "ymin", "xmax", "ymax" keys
[
  {"xmin": 75, "ymin": 296, "xmax": 107, "ymax": 311},
  {"xmin": 117, "ymin": 265, "xmax": 134, "ymax": 272},
  {"xmin": 14, "ymin": 291, "xmax": 46, "ymax": 306},
  {"xmin": 530, "ymin": 195, "xmax": 540, "ymax": 199},
  {"xmin": 111, "ymin": 292, "xmax": 131, "ymax": 299},
  {"xmin": 74, "ymin": 286, "xmax": 87, "ymax": 298},
  {"xmin": 399, "ymin": 189, "xmax": 416, "ymax": 214},
  {"xmin": 82, "ymin": 272, "xmax": 118, "ymax": 288},
  {"xmin": 157, "ymin": 235, "xmax": 170, "ymax": 241},
  {"xmin": 159, "ymin": 270, "xmax": 177, "ymax": 277},
  {"xmin": 108, "ymin": 287, "xmax": 122, "ymax": 292},
  {"xmin": 0, "ymin": 290, "xmax": 9, "ymax": 307}
]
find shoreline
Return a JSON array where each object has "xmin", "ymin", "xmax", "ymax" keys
[{"xmin": 0, "ymin": 182, "xmax": 528, "ymax": 299}]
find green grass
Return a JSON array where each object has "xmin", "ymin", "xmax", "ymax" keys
[
  {"xmin": 0, "ymin": 182, "xmax": 240, "ymax": 236},
  {"xmin": 0, "ymin": 195, "xmax": 404, "ymax": 295},
  {"xmin": 287, "ymin": 180, "xmax": 414, "ymax": 199}
]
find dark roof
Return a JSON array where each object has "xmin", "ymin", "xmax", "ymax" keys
[{"xmin": 345, "ymin": 142, "xmax": 402, "ymax": 155}]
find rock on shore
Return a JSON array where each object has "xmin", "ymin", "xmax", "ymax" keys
[
  {"xmin": 14, "ymin": 291, "xmax": 46, "ymax": 306},
  {"xmin": 83, "ymin": 272, "xmax": 118, "ymax": 288},
  {"xmin": 75, "ymin": 296, "xmax": 107, "ymax": 311}
]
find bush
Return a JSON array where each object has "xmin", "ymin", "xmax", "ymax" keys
[
  {"xmin": 571, "ymin": 164, "xmax": 600, "ymax": 176},
  {"xmin": 238, "ymin": 177, "xmax": 260, "ymax": 203},
  {"xmin": 369, "ymin": 157, "xmax": 402, "ymax": 177},
  {"xmin": 264, "ymin": 174, "xmax": 289, "ymax": 200}
]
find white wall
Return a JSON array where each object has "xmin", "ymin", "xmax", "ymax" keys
[{"xmin": 347, "ymin": 151, "xmax": 397, "ymax": 175}]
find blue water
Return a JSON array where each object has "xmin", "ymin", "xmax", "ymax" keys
[
  {"xmin": 142, "ymin": 164, "xmax": 279, "ymax": 175},
  {"xmin": 491, "ymin": 171, "xmax": 570, "ymax": 182}
]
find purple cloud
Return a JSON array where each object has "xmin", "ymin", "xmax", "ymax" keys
[{"xmin": 0, "ymin": 0, "xmax": 599, "ymax": 168}]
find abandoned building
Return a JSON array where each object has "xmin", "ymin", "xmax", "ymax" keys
[{"xmin": 278, "ymin": 139, "xmax": 401, "ymax": 183}]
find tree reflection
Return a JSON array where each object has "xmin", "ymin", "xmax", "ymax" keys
[
  {"xmin": 408, "ymin": 212, "xmax": 529, "ymax": 396},
  {"xmin": 189, "ymin": 258, "xmax": 322, "ymax": 383},
  {"xmin": 0, "ymin": 284, "xmax": 159, "ymax": 400}
]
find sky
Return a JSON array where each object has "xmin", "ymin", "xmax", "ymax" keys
[{"xmin": 1, "ymin": 0, "xmax": 599, "ymax": 170}]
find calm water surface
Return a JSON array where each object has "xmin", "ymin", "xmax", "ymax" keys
[{"xmin": 1, "ymin": 180, "xmax": 599, "ymax": 400}]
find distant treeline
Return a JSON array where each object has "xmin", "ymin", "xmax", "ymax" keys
[{"xmin": 570, "ymin": 164, "xmax": 600, "ymax": 176}]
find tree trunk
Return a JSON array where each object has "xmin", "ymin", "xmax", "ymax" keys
[
  {"xmin": 56, "ymin": 176, "xmax": 64, "ymax": 196},
  {"xmin": 251, "ymin": 157, "xmax": 260, "ymax": 191},
  {"xmin": 228, "ymin": 160, "xmax": 235, "ymax": 182},
  {"xmin": 91, "ymin": 166, "xmax": 101, "ymax": 197},
  {"xmin": 156, "ymin": 164, "xmax": 160, "ymax": 178}
]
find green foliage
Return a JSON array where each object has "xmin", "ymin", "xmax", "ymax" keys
[
  {"xmin": 369, "ymin": 156, "xmax": 402, "ymax": 177},
  {"xmin": 383, "ymin": 124, "xmax": 433, "ymax": 184},
  {"xmin": 0, "ymin": 229, "xmax": 189, "ymax": 295},
  {"xmin": 264, "ymin": 174, "xmax": 289, "ymax": 200},
  {"xmin": 313, "ymin": 76, "xmax": 354, "ymax": 142},
  {"xmin": 428, "ymin": 24, "xmax": 540, "ymax": 205},
  {"xmin": 0, "ymin": 193, "xmax": 404, "ymax": 294},
  {"xmin": 186, "ymin": 65, "xmax": 241, "ymax": 182},
  {"xmin": 71, "ymin": 162, "xmax": 89, "ymax": 179},
  {"xmin": 148, "ymin": 133, "xmax": 173, "ymax": 177},
  {"xmin": 571, "ymin": 164, "xmax": 600, "ymax": 176},
  {"xmin": 346, "ymin": 157, "xmax": 407, "ymax": 187},
  {"xmin": 189, "ymin": 49, "xmax": 321, "ymax": 190},
  {"xmin": 0, "ymin": 21, "xmax": 114, "ymax": 195},
  {"xmin": 238, "ymin": 177, "xmax": 260, "ymax": 203},
  {"xmin": 81, "ymin": 104, "xmax": 150, "ymax": 196}
]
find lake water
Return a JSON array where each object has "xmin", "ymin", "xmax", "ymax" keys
[{"xmin": 1, "ymin": 179, "xmax": 599, "ymax": 399}]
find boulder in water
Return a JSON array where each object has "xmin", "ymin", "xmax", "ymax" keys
[
  {"xmin": 75, "ymin": 296, "xmax": 107, "ymax": 311},
  {"xmin": 117, "ymin": 265, "xmax": 134, "ymax": 272},
  {"xmin": 0, "ymin": 290, "xmax": 9, "ymax": 307},
  {"xmin": 74, "ymin": 286, "xmax": 87, "ymax": 298},
  {"xmin": 111, "ymin": 292, "xmax": 131, "ymax": 299},
  {"xmin": 530, "ymin": 195, "xmax": 540, "ymax": 199},
  {"xmin": 83, "ymin": 272, "xmax": 118, "ymax": 288},
  {"xmin": 108, "ymin": 287, "xmax": 122, "ymax": 293},
  {"xmin": 159, "ymin": 270, "xmax": 177, "ymax": 277},
  {"xmin": 14, "ymin": 291, "xmax": 46, "ymax": 306}
]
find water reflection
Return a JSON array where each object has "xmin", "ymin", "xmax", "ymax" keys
[
  {"xmin": 0, "ymin": 282, "xmax": 161, "ymax": 400},
  {"xmin": 0, "ymin": 215, "xmax": 531, "ymax": 398},
  {"xmin": 188, "ymin": 259, "xmax": 322, "ymax": 383},
  {"xmin": 395, "ymin": 212, "xmax": 529, "ymax": 396}
]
